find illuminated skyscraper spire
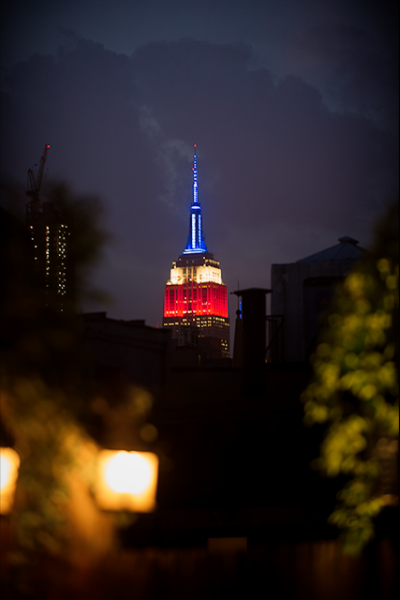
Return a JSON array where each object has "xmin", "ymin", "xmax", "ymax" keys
[
  {"xmin": 192, "ymin": 145, "xmax": 199, "ymax": 205},
  {"xmin": 164, "ymin": 143, "xmax": 230, "ymax": 359},
  {"xmin": 182, "ymin": 144, "xmax": 208, "ymax": 255}
]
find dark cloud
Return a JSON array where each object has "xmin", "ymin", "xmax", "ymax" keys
[
  {"xmin": 1, "ymin": 37, "xmax": 398, "ymax": 334},
  {"xmin": 131, "ymin": 39, "xmax": 397, "ymax": 229},
  {"xmin": 297, "ymin": 24, "xmax": 399, "ymax": 132}
]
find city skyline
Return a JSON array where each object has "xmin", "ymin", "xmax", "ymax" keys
[{"xmin": 1, "ymin": 0, "xmax": 398, "ymax": 334}]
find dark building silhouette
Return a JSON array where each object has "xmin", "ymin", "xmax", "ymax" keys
[
  {"xmin": 268, "ymin": 236, "xmax": 368, "ymax": 362},
  {"xmin": 80, "ymin": 312, "xmax": 171, "ymax": 408},
  {"xmin": 117, "ymin": 278, "xmax": 319, "ymax": 551},
  {"xmin": 233, "ymin": 288, "xmax": 271, "ymax": 397},
  {"xmin": 163, "ymin": 146, "xmax": 230, "ymax": 361}
]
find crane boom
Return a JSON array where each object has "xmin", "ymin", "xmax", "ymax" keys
[{"xmin": 26, "ymin": 144, "xmax": 50, "ymax": 201}]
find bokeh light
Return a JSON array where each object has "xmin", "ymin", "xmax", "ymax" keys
[
  {"xmin": 104, "ymin": 451, "xmax": 152, "ymax": 495},
  {"xmin": 0, "ymin": 447, "xmax": 20, "ymax": 514},
  {"xmin": 95, "ymin": 449, "xmax": 159, "ymax": 512}
]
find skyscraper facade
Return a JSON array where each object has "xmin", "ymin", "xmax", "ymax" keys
[
  {"xmin": 27, "ymin": 199, "xmax": 72, "ymax": 313},
  {"xmin": 163, "ymin": 146, "xmax": 230, "ymax": 359}
]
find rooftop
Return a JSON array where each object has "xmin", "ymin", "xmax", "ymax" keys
[{"xmin": 297, "ymin": 236, "xmax": 368, "ymax": 263}]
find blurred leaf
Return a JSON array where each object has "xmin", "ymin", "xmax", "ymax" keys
[{"xmin": 302, "ymin": 200, "xmax": 399, "ymax": 555}]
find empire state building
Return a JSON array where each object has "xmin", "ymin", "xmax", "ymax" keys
[{"xmin": 163, "ymin": 146, "xmax": 230, "ymax": 359}]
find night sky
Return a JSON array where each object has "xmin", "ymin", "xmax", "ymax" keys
[{"xmin": 1, "ymin": 0, "xmax": 398, "ymax": 340}]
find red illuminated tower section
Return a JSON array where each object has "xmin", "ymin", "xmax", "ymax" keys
[{"xmin": 163, "ymin": 146, "xmax": 230, "ymax": 359}]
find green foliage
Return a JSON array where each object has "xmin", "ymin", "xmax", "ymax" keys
[
  {"xmin": 3, "ymin": 379, "xmax": 95, "ymax": 556},
  {"xmin": 302, "ymin": 202, "xmax": 399, "ymax": 555}
]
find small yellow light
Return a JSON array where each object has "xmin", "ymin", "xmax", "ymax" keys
[
  {"xmin": 0, "ymin": 447, "xmax": 20, "ymax": 514},
  {"xmin": 95, "ymin": 450, "xmax": 159, "ymax": 512}
]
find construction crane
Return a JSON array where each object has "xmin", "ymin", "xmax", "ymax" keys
[
  {"xmin": 26, "ymin": 144, "xmax": 50, "ymax": 225},
  {"xmin": 26, "ymin": 144, "xmax": 50, "ymax": 203}
]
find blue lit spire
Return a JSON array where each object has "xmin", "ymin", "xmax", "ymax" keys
[{"xmin": 182, "ymin": 144, "xmax": 208, "ymax": 255}]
